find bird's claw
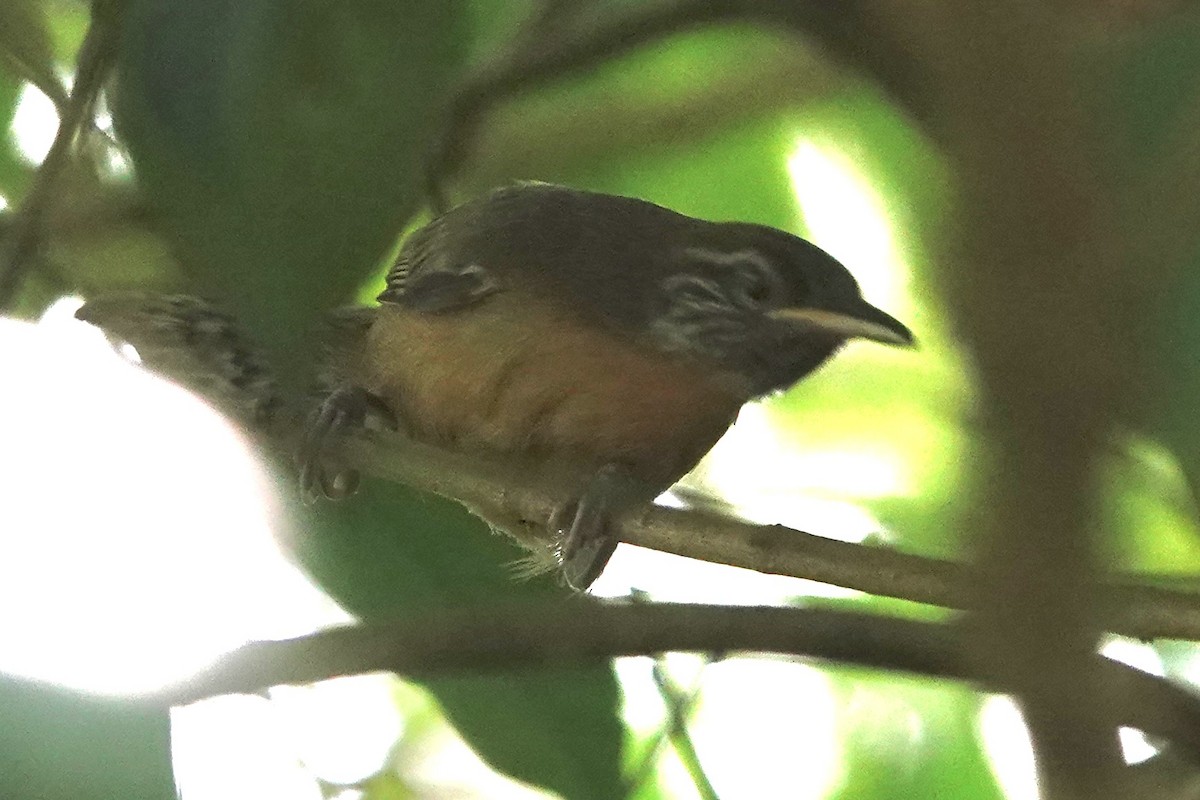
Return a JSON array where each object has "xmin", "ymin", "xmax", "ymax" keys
[
  {"xmin": 552, "ymin": 499, "xmax": 618, "ymax": 592},
  {"xmin": 298, "ymin": 386, "xmax": 396, "ymax": 503},
  {"xmin": 552, "ymin": 463, "xmax": 645, "ymax": 591}
]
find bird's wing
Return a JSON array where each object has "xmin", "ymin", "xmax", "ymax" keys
[{"xmin": 377, "ymin": 249, "xmax": 501, "ymax": 313}]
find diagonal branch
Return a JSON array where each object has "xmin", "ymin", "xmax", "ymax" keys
[
  {"xmin": 63, "ymin": 295, "xmax": 1200, "ymax": 645},
  {"xmin": 340, "ymin": 428, "xmax": 1200, "ymax": 642},
  {"xmin": 0, "ymin": 0, "xmax": 124, "ymax": 310}
]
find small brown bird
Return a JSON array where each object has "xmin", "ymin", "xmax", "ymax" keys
[{"xmin": 300, "ymin": 183, "xmax": 914, "ymax": 589}]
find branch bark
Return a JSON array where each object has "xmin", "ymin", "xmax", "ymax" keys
[
  {"xmin": 878, "ymin": 4, "xmax": 1149, "ymax": 796},
  {"xmin": 339, "ymin": 427, "xmax": 1200, "ymax": 642},
  {"xmin": 149, "ymin": 601, "xmax": 1200, "ymax": 767}
]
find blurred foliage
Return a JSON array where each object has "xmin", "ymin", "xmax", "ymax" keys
[
  {"xmin": 0, "ymin": 40, "xmax": 28, "ymax": 194},
  {"xmin": 5, "ymin": 1, "xmax": 1200, "ymax": 799},
  {"xmin": 0, "ymin": 674, "xmax": 173, "ymax": 800},
  {"xmin": 828, "ymin": 675, "xmax": 1003, "ymax": 800},
  {"xmin": 0, "ymin": 0, "xmax": 67, "ymax": 112},
  {"xmin": 299, "ymin": 479, "xmax": 624, "ymax": 800},
  {"xmin": 1115, "ymin": 13, "xmax": 1200, "ymax": 564},
  {"xmin": 112, "ymin": 0, "xmax": 465, "ymax": 391}
]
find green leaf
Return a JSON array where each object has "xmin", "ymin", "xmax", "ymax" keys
[
  {"xmin": 0, "ymin": 0, "xmax": 69, "ymax": 110},
  {"xmin": 1099, "ymin": 437, "xmax": 1200, "ymax": 574},
  {"xmin": 829, "ymin": 673, "xmax": 1003, "ymax": 800},
  {"xmin": 1106, "ymin": 14, "xmax": 1200, "ymax": 529},
  {"xmin": 300, "ymin": 480, "xmax": 625, "ymax": 800},
  {"xmin": 0, "ymin": 675, "xmax": 175, "ymax": 800},
  {"xmin": 113, "ymin": 0, "xmax": 465, "ymax": 390},
  {"xmin": 465, "ymin": 0, "xmax": 537, "ymax": 58},
  {"xmin": 361, "ymin": 771, "xmax": 416, "ymax": 800}
]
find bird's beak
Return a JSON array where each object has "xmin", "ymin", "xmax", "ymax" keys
[{"xmin": 768, "ymin": 300, "xmax": 914, "ymax": 346}]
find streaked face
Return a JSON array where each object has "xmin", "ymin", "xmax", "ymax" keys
[{"xmin": 650, "ymin": 223, "xmax": 911, "ymax": 397}]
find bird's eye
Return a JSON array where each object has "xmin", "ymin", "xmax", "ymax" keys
[
  {"xmin": 679, "ymin": 247, "xmax": 782, "ymax": 310},
  {"xmin": 730, "ymin": 253, "xmax": 782, "ymax": 310},
  {"xmin": 743, "ymin": 272, "xmax": 772, "ymax": 304}
]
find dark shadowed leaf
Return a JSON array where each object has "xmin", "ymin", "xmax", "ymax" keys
[
  {"xmin": 1108, "ymin": 13, "xmax": 1200, "ymax": 550},
  {"xmin": 300, "ymin": 479, "xmax": 625, "ymax": 800},
  {"xmin": 113, "ymin": 0, "xmax": 464, "ymax": 391}
]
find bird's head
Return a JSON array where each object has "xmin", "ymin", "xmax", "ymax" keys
[{"xmin": 650, "ymin": 221, "xmax": 913, "ymax": 398}]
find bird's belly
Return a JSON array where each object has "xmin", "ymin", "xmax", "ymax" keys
[{"xmin": 359, "ymin": 304, "xmax": 743, "ymax": 488}]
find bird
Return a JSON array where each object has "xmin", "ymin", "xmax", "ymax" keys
[{"xmin": 298, "ymin": 182, "xmax": 914, "ymax": 590}]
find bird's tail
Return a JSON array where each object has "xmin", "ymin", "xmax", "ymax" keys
[{"xmin": 75, "ymin": 292, "xmax": 376, "ymax": 442}]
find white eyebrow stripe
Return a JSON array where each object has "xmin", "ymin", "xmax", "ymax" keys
[{"xmin": 681, "ymin": 247, "xmax": 772, "ymax": 272}]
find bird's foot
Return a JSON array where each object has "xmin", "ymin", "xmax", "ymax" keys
[
  {"xmin": 551, "ymin": 464, "xmax": 646, "ymax": 591},
  {"xmin": 298, "ymin": 385, "xmax": 396, "ymax": 503}
]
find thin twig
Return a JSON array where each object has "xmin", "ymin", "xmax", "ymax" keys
[
  {"xmin": 650, "ymin": 659, "xmax": 720, "ymax": 800},
  {"xmin": 145, "ymin": 601, "xmax": 1200, "ymax": 766},
  {"xmin": 624, "ymin": 657, "xmax": 711, "ymax": 798}
]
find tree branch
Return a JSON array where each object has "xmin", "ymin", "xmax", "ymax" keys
[
  {"xmin": 147, "ymin": 601, "xmax": 1200, "ymax": 765},
  {"xmin": 879, "ymin": 3, "xmax": 1153, "ymax": 794},
  {"xmin": 74, "ymin": 297, "xmax": 1200, "ymax": 644},
  {"xmin": 340, "ymin": 428, "xmax": 1200, "ymax": 642}
]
